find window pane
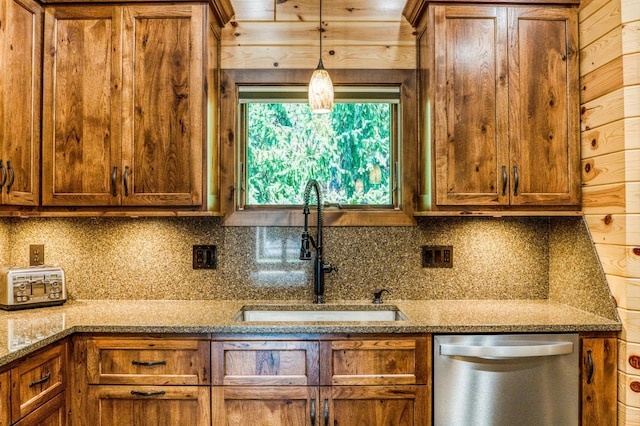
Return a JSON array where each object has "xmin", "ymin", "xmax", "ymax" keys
[{"xmin": 246, "ymin": 103, "xmax": 392, "ymax": 206}]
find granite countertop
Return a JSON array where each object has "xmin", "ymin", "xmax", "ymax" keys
[{"xmin": 0, "ymin": 299, "xmax": 621, "ymax": 368}]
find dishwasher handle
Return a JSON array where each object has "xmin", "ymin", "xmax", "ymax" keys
[{"xmin": 440, "ymin": 341, "xmax": 574, "ymax": 359}]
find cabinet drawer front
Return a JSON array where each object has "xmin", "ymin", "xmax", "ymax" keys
[
  {"xmin": 322, "ymin": 339, "xmax": 430, "ymax": 385},
  {"xmin": 212, "ymin": 341, "xmax": 319, "ymax": 386},
  {"xmin": 86, "ymin": 338, "xmax": 210, "ymax": 385},
  {"xmin": 87, "ymin": 385, "xmax": 210, "ymax": 426},
  {"xmin": 11, "ymin": 341, "xmax": 67, "ymax": 422}
]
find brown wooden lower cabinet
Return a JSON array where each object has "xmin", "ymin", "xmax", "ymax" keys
[
  {"xmin": 323, "ymin": 385, "xmax": 428, "ymax": 425},
  {"xmin": 0, "ymin": 371, "xmax": 10, "ymax": 425},
  {"xmin": 580, "ymin": 334, "xmax": 617, "ymax": 426},
  {"xmin": 86, "ymin": 385, "xmax": 210, "ymax": 425},
  {"xmin": 212, "ymin": 386, "xmax": 316, "ymax": 425},
  {"xmin": 12, "ymin": 393, "xmax": 66, "ymax": 426}
]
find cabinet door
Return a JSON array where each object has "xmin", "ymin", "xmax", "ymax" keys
[
  {"xmin": 212, "ymin": 386, "xmax": 318, "ymax": 426},
  {"xmin": 581, "ymin": 337, "xmax": 616, "ymax": 426},
  {"xmin": 0, "ymin": 0, "xmax": 41, "ymax": 206},
  {"xmin": 507, "ymin": 7, "xmax": 580, "ymax": 206},
  {"xmin": 121, "ymin": 5, "xmax": 204, "ymax": 207},
  {"xmin": 87, "ymin": 385, "xmax": 210, "ymax": 426},
  {"xmin": 42, "ymin": 6, "xmax": 122, "ymax": 206},
  {"xmin": 13, "ymin": 392, "xmax": 65, "ymax": 426},
  {"xmin": 433, "ymin": 5, "xmax": 509, "ymax": 206},
  {"xmin": 10, "ymin": 340, "xmax": 67, "ymax": 422},
  {"xmin": 0, "ymin": 371, "xmax": 9, "ymax": 425},
  {"xmin": 322, "ymin": 385, "xmax": 428, "ymax": 426}
]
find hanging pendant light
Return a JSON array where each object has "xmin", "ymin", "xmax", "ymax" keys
[{"xmin": 308, "ymin": 0, "xmax": 333, "ymax": 114}]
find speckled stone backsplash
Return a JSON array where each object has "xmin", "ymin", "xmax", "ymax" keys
[{"xmin": 0, "ymin": 216, "xmax": 611, "ymax": 307}]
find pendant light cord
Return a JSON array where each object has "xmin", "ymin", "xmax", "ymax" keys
[{"xmin": 318, "ymin": 0, "xmax": 324, "ymax": 69}]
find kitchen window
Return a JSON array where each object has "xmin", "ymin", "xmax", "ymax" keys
[
  {"xmin": 238, "ymin": 86, "xmax": 399, "ymax": 208},
  {"xmin": 218, "ymin": 69, "xmax": 418, "ymax": 226}
]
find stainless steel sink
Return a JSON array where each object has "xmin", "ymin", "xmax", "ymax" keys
[{"xmin": 234, "ymin": 305, "xmax": 406, "ymax": 322}]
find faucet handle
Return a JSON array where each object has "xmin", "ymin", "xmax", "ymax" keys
[
  {"xmin": 373, "ymin": 289, "xmax": 391, "ymax": 304},
  {"xmin": 322, "ymin": 263, "xmax": 338, "ymax": 273}
]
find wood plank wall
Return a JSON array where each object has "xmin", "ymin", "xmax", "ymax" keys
[
  {"xmin": 579, "ymin": 0, "xmax": 640, "ymax": 423},
  {"xmin": 220, "ymin": 0, "xmax": 415, "ymax": 69}
]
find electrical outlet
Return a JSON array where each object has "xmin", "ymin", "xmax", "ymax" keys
[
  {"xmin": 193, "ymin": 245, "xmax": 217, "ymax": 269},
  {"xmin": 29, "ymin": 244, "xmax": 45, "ymax": 266},
  {"xmin": 422, "ymin": 245, "xmax": 453, "ymax": 268}
]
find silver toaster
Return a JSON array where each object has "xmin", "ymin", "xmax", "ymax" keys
[{"xmin": 0, "ymin": 266, "xmax": 66, "ymax": 310}]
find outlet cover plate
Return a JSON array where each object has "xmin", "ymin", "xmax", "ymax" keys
[
  {"xmin": 422, "ymin": 245, "xmax": 453, "ymax": 268},
  {"xmin": 29, "ymin": 244, "xmax": 45, "ymax": 266},
  {"xmin": 193, "ymin": 245, "xmax": 217, "ymax": 269}
]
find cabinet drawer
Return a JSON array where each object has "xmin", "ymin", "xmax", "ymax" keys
[
  {"xmin": 212, "ymin": 341, "xmax": 319, "ymax": 386},
  {"xmin": 85, "ymin": 337, "xmax": 210, "ymax": 385},
  {"xmin": 87, "ymin": 385, "xmax": 210, "ymax": 426},
  {"xmin": 321, "ymin": 338, "xmax": 430, "ymax": 385},
  {"xmin": 11, "ymin": 340, "xmax": 67, "ymax": 421}
]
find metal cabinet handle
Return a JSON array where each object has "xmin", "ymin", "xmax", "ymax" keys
[
  {"xmin": 501, "ymin": 165, "xmax": 507, "ymax": 196},
  {"xmin": 6, "ymin": 160, "xmax": 14, "ymax": 194},
  {"xmin": 124, "ymin": 166, "xmax": 130, "ymax": 196},
  {"xmin": 440, "ymin": 342, "xmax": 574, "ymax": 358},
  {"xmin": 29, "ymin": 372, "xmax": 51, "ymax": 387},
  {"xmin": 132, "ymin": 360, "xmax": 167, "ymax": 367},
  {"xmin": 130, "ymin": 390, "xmax": 166, "ymax": 397},
  {"xmin": 111, "ymin": 166, "xmax": 118, "ymax": 197},
  {"xmin": 310, "ymin": 398, "xmax": 316, "ymax": 426},
  {"xmin": 586, "ymin": 349, "xmax": 594, "ymax": 384},
  {"xmin": 323, "ymin": 398, "xmax": 329, "ymax": 426},
  {"xmin": 0, "ymin": 160, "xmax": 6, "ymax": 191},
  {"xmin": 513, "ymin": 165, "xmax": 519, "ymax": 196}
]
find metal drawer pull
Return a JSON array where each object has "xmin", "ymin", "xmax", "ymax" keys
[
  {"xmin": 324, "ymin": 398, "xmax": 329, "ymax": 426},
  {"xmin": 0, "ymin": 160, "xmax": 6, "ymax": 190},
  {"xmin": 124, "ymin": 166, "xmax": 130, "ymax": 196},
  {"xmin": 29, "ymin": 372, "xmax": 51, "ymax": 387},
  {"xmin": 131, "ymin": 390, "xmax": 166, "ymax": 397},
  {"xmin": 440, "ymin": 342, "xmax": 574, "ymax": 359},
  {"xmin": 586, "ymin": 349, "xmax": 594, "ymax": 384},
  {"xmin": 513, "ymin": 165, "xmax": 519, "ymax": 196},
  {"xmin": 501, "ymin": 165, "xmax": 507, "ymax": 196},
  {"xmin": 310, "ymin": 398, "xmax": 316, "ymax": 426},
  {"xmin": 132, "ymin": 360, "xmax": 167, "ymax": 366},
  {"xmin": 6, "ymin": 161, "xmax": 14, "ymax": 194},
  {"xmin": 111, "ymin": 166, "xmax": 117, "ymax": 196}
]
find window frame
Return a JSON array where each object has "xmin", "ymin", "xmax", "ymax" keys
[{"xmin": 219, "ymin": 69, "xmax": 418, "ymax": 226}]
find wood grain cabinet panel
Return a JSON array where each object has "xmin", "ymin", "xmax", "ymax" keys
[
  {"xmin": 428, "ymin": 4, "xmax": 580, "ymax": 208},
  {"xmin": 581, "ymin": 336, "xmax": 617, "ymax": 426},
  {"xmin": 10, "ymin": 340, "xmax": 67, "ymax": 422},
  {"xmin": 212, "ymin": 386, "xmax": 318, "ymax": 426},
  {"xmin": 212, "ymin": 340, "xmax": 319, "ymax": 386},
  {"xmin": 42, "ymin": 4, "xmax": 205, "ymax": 208},
  {"xmin": 12, "ymin": 392, "xmax": 66, "ymax": 426},
  {"xmin": 87, "ymin": 385, "xmax": 210, "ymax": 426},
  {"xmin": 85, "ymin": 337, "xmax": 210, "ymax": 385},
  {"xmin": 322, "ymin": 385, "xmax": 428, "ymax": 426},
  {"xmin": 0, "ymin": 0, "xmax": 42, "ymax": 206},
  {"xmin": 0, "ymin": 371, "xmax": 9, "ymax": 425}
]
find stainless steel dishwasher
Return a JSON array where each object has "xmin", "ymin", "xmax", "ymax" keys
[{"xmin": 434, "ymin": 334, "xmax": 579, "ymax": 426}]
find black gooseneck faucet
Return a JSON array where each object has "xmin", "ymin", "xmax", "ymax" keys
[{"xmin": 300, "ymin": 179, "xmax": 337, "ymax": 304}]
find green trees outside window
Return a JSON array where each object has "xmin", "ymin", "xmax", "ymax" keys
[{"xmin": 246, "ymin": 102, "xmax": 392, "ymax": 206}]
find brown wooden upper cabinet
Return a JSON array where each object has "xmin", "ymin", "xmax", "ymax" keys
[
  {"xmin": 42, "ymin": 5, "xmax": 206, "ymax": 207},
  {"xmin": 409, "ymin": 2, "xmax": 580, "ymax": 209},
  {"xmin": 0, "ymin": 0, "xmax": 42, "ymax": 206}
]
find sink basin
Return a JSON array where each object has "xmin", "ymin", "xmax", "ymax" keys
[{"xmin": 234, "ymin": 305, "xmax": 406, "ymax": 322}]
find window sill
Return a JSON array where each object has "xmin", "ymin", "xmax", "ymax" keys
[{"xmin": 222, "ymin": 208, "xmax": 416, "ymax": 227}]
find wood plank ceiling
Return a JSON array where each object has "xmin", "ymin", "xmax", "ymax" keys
[{"xmin": 222, "ymin": 0, "xmax": 415, "ymax": 69}]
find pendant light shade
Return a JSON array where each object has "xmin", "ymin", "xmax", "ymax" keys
[{"xmin": 309, "ymin": 0, "xmax": 333, "ymax": 114}]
